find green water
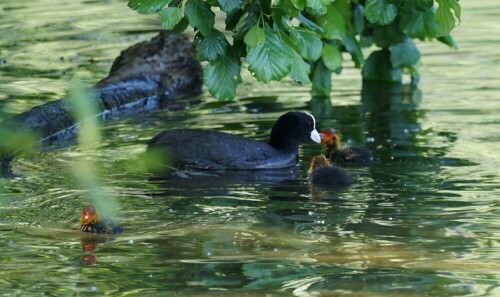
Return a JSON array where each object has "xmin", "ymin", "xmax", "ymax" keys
[{"xmin": 1, "ymin": 1, "xmax": 499, "ymax": 296}]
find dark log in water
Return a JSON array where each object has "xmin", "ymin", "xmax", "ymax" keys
[{"xmin": 0, "ymin": 31, "xmax": 203, "ymax": 165}]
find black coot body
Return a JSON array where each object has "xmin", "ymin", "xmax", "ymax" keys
[
  {"xmin": 308, "ymin": 155, "xmax": 352, "ymax": 187},
  {"xmin": 146, "ymin": 111, "xmax": 321, "ymax": 170}
]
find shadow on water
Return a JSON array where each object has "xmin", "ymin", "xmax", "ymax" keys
[{"xmin": 150, "ymin": 168, "xmax": 299, "ymax": 187}]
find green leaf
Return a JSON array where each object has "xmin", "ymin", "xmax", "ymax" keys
[
  {"xmin": 172, "ymin": 16, "xmax": 189, "ymax": 33},
  {"xmin": 281, "ymin": 0, "xmax": 299, "ymax": 17},
  {"xmin": 244, "ymin": 26, "xmax": 265, "ymax": 47},
  {"xmin": 288, "ymin": 53, "xmax": 311, "ymax": 83},
  {"xmin": 400, "ymin": 12, "xmax": 424, "ymax": 40},
  {"xmin": 306, "ymin": 0, "xmax": 336, "ymax": 16},
  {"xmin": 415, "ymin": 0, "xmax": 434, "ymax": 12},
  {"xmin": 225, "ymin": 9, "xmax": 244, "ymax": 31},
  {"xmin": 392, "ymin": 0, "xmax": 433, "ymax": 14},
  {"xmin": 159, "ymin": 7, "xmax": 182, "ymax": 29},
  {"xmin": 372, "ymin": 23, "xmax": 405, "ymax": 48},
  {"xmin": 290, "ymin": 28, "xmax": 322, "ymax": 61},
  {"xmin": 359, "ymin": 35, "xmax": 374, "ymax": 48},
  {"xmin": 128, "ymin": 0, "xmax": 171, "ymax": 14},
  {"xmin": 272, "ymin": 9, "xmax": 291, "ymax": 32},
  {"xmin": 193, "ymin": 30, "xmax": 228, "ymax": 61},
  {"xmin": 184, "ymin": 0, "xmax": 216, "ymax": 36},
  {"xmin": 389, "ymin": 37, "xmax": 420, "ymax": 68},
  {"xmin": 205, "ymin": 53, "xmax": 242, "ymax": 100},
  {"xmin": 400, "ymin": 9, "xmax": 439, "ymax": 41},
  {"xmin": 407, "ymin": 64, "xmax": 420, "ymax": 81},
  {"xmin": 317, "ymin": 6, "xmax": 346, "ymax": 40},
  {"xmin": 364, "ymin": 0, "xmax": 398, "ymax": 25},
  {"xmin": 169, "ymin": 0, "xmax": 183, "ymax": 6},
  {"xmin": 322, "ymin": 44, "xmax": 342, "ymax": 71},
  {"xmin": 352, "ymin": 4, "xmax": 365, "ymax": 34},
  {"xmin": 437, "ymin": 34, "xmax": 458, "ymax": 49},
  {"xmin": 435, "ymin": 0, "xmax": 461, "ymax": 37},
  {"xmin": 218, "ymin": 0, "xmax": 242, "ymax": 13},
  {"xmin": 311, "ymin": 60, "xmax": 332, "ymax": 97},
  {"xmin": 343, "ymin": 32, "xmax": 364, "ymax": 68},
  {"xmin": 279, "ymin": 30, "xmax": 311, "ymax": 83},
  {"xmin": 362, "ymin": 50, "xmax": 402, "ymax": 82},
  {"xmin": 423, "ymin": 9, "xmax": 439, "ymax": 39},
  {"xmin": 290, "ymin": 0, "xmax": 305, "ymax": 10},
  {"xmin": 247, "ymin": 28, "xmax": 291, "ymax": 83},
  {"xmin": 306, "ymin": 0, "xmax": 326, "ymax": 16},
  {"xmin": 278, "ymin": 29, "xmax": 299, "ymax": 53},
  {"xmin": 233, "ymin": 6, "xmax": 259, "ymax": 39},
  {"xmin": 296, "ymin": 13, "xmax": 324, "ymax": 33}
]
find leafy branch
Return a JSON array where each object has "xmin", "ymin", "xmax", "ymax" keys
[{"xmin": 127, "ymin": 0, "xmax": 461, "ymax": 100}]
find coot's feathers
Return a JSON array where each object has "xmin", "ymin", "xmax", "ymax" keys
[
  {"xmin": 308, "ymin": 155, "xmax": 352, "ymax": 187},
  {"xmin": 308, "ymin": 166, "xmax": 352, "ymax": 187},
  {"xmin": 321, "ymin": 128, "xmax": 373, "ymax": 166},
  {"xmin": 330, "ymin": 146, "xmax": 373, "ymax": 166},
  {"xmin": 147, "ymin": 111, "xmax": 320, "ymax": 170},
  {"xmin": 148, "ymin": 129, "xmax": 297, "ymax": 170}
]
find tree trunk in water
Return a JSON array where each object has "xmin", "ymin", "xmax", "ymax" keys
[{"xmin": 0, "ymin": 31, "xmax": 203, "ymax": 166}]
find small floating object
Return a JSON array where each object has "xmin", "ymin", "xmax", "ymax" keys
[
  {"xmin": 320, "ymin": 128, "xmax": 373, "ymax": 166},
  {"xmin": 308, "ymin": 155, "xmax": 352, "ymax": 187},
  {"xmin": 80, "ymin": 205, "xmax": 123, "ymax": 234}
]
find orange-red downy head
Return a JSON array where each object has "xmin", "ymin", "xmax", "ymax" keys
[
  {"xmin": 81, "ymin": 205, "xmax": 98, "ymax": 226},
  {"xmin": 320, "ymin": 128, "xmax": 341, "ymax": 150}
]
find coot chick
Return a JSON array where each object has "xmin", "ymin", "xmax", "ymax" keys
[
  {"xmin": 307, "ymin": 155, "xmax": 352, "ymax": 186},
  {"xmin": 321, "ymin": 128, "xmax": 373, "ymax": 166},
  {"xmin": 80, "ymin": 205, "xmax": 123, "ymax": 234},
  {"xmin": 146, "ymin": 111, "xmax": 321, "ymax": 170}
]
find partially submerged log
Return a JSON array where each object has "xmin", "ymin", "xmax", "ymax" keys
[{"xmin": 0, "ymin": 31, "xmax": 203, "ymax": 165}]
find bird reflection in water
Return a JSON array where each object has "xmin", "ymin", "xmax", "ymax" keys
[{"xmin": 79, "ymin": 205, "xmax": 123, "ymax": 264}]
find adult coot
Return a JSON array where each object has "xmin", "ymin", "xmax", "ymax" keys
[
  {"xmin": 307, "ymin": 155, "xmax": 352, "ymax": 186},
  {"xmin": 146, "ymin": 111, "xmax": 321, "ymax": 170},
  {"xmin": 80, "ymin": 205, "xmax": 123, "ymax": 234},
  {"xmin": 321, "ymin": 128, "xmax": 373, "ymax": 166}
]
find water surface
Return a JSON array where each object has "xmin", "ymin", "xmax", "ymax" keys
[{"xmin": 0, "ymin": 0, "xmax": 499, "ymax": 296}]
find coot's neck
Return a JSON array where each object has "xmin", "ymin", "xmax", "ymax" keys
[
  {"xmin": 268, "ymin": 135, "xmax": 301, "ymax": 153},
  {"xmin": 267, "ymin": 111, "xmax": 313, "ymax": 153}
]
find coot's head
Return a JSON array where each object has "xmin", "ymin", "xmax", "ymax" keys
[
  {"xmin": 308, "ymin": 155, "xmax": 330, "ymax": 174},
  {"xmin": 268, "ymin": 112, "xmax": 321, "ymax": 151},
  {"xmin": 320, "ymin": 128, "xmax": 341, "ymax": 150},
  {"xmin": 81, "ymin": 205, "xmax": 98, "ymax": 231}
]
